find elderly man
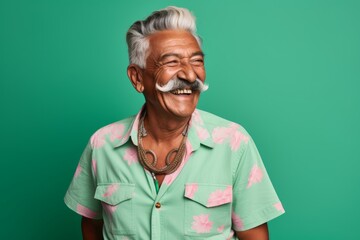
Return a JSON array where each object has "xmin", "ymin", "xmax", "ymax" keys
[{"xmin": 65, "ymin": 6, "xmax": 284, "ymax": 240}]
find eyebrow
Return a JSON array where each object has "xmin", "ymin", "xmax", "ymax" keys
[{"xmin": 160, "ymin": 51, "xmax": 205, "ymax": 61}]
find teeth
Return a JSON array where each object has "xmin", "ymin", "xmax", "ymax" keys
[{"xmin": 171, "ymin": 89, "xmax": 192, "ymax": 95}]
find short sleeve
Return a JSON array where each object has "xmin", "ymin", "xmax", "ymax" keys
[
  {"xmin": 64, "ymin": 141, "xmax": 102, "ymax": 219},
  {"xmin": 232, "ymin": 137, "xmax": 285, "ymax": 231}
]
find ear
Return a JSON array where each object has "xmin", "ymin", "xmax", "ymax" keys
[{"xmin": 127, "ymin": 64, "xmax": 144, "ymax": 93}]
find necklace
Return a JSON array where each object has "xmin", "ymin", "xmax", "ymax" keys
[{"xmin": 137, "ymin": 113, "xmax": 189, "ymax": 175}]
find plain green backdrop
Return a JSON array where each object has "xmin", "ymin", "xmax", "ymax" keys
[{"xmin": 1, "ymin": 0, "xmax": 359, "ymax": 239}]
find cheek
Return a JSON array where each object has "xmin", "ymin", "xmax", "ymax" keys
[
  {"xmin": 155, "ymin": 68, "xmax": 178, "ymax": 83},
  {"xmin": 196, "ymin": 67, "xmax": 206, "ymax": 81}
]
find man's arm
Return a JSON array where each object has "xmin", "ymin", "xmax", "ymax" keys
[
  {"xmin": 81, "ymin": 217, "xmax": 104, "ymax": 240},
  {"xmin": 236, "ymin": 223, "xmax": 269, "ymax": 240}
]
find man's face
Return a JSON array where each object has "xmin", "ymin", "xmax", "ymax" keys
[{"xmin": 141, "ymin": 30, "xmax": 206, "ymax": 120}]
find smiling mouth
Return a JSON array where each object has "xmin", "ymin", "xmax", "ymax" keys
[{"xmin": 171, "ymin": 89, "xmax": 192, "ymax": 95}]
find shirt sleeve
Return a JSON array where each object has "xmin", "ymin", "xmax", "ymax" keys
[
  {"xmin": 232, "ymin": 137, "xmax": 285, "ymax": 231},
  {"xmin": 64, "ymin": 141, "xmax": 102, "ymax": 219}
]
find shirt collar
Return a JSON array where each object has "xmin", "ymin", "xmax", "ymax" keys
[{"xmin": 112, "ymin": 107, "xmax": 214, "ymax": 150}]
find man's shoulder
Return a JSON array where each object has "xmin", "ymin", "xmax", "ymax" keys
[
  {"xmin": 196, "ymin": 109, "xmax": 250, "ymax": 137},
  {"xmin": 194, "ymin": 109, "xmax": 251, "ymax": 152},
  {"xmin": 89, "ymin": 114, "xmax": 136, "ymax": 149}
]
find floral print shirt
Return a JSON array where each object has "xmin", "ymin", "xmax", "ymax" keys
[{"xmin": 64, "ymin": 108, "xmax": 285, "ymax": 240}]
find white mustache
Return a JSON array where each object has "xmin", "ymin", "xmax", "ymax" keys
[{"xmin": 155, "ymin": 78, "xmax": 209, "ymax": 93}]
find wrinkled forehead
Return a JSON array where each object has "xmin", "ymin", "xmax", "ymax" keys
[{"xmin": 146, "ymin": 30, "xmax": 202, "ymax": 60}]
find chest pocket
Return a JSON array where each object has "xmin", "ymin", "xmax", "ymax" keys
[
  {"xmin": 94, "ymin": 183, "xmax": 135, "ymax": 236},
  {"xmin": 184, "ymin": 183, "xmax": 233, "ymax": 238}
]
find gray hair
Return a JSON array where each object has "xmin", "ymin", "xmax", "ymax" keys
[{"xmin": 126, "ymin": 6, "xmax": 201, "ymax": 68}]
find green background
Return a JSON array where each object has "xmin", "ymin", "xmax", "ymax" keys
[{"xmin": 1, "ymin": 0, "xmax": 359, "ymax": 239}]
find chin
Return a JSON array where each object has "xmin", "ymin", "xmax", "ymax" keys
[
  {"xmin": 170, "ymin": 107, "xmax": 197, "ymax": 119},
  {"xmin": 162, "ymin": 93, "xmax": 199, "ymax": 119}
]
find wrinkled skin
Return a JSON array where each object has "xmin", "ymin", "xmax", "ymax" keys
[{"xmin": 128, "ymin": 29, "xmax": 206, "ymax": 129}]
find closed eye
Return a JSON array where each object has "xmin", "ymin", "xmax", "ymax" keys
[
  {"xmin": 191, "ymin": 58, "xmax": 204, "ymax": 66},
  {"xmin": 164, "ymin": 60, "xmax": 180, "ymax": 66}
]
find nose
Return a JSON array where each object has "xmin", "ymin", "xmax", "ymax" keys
[{"xmin": 177, "ymin": 61, "xmax": 197, "ymax": 83}]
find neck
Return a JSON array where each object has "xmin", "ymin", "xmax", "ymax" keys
[
  {"xmin": 143, "ymin": 109, "xmax": 191, "ymax": 143},
  {"xmin": 137, "ymin": 108, "xmax": 189, "ymax": 175}
]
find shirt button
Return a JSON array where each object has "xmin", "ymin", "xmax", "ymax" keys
[{"xmin": 155, "ymin": 202, "xmax": 161, "ymax": 209}]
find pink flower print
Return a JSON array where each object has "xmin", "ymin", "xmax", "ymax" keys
[
  {"xmin": 103, "ymin": 203, "xmax": 117, "ymax": 214},
  {"xmin": 77, "ymin": 204, "xmax": 98, "ymax": 219},
  {"xmin": 75, "ymin": 164, "xmax": 82, "ymax": 178},
  {"xmin": 184, "ymin": 139, "xmax": 193, "ymax": 160},
  {"xmin": 228, "ymin": 122, "xmax": 240, "ymax": 130},
  {"xmin": 185, "ymin": 183, "xmax": 199, "ymax": 199},
  {"xmin": 90, "ymin": 131, "xmax": 106, "ymax": 148},
  {"xmin": 109, "ymin": 123, "xmax": 125, "ymax": 142},
  {"xmin": 231, "ymin": 212, "xmax": 243, "ymax": 231},
  {"xmin": 207, "ymin": 186, "xmax": 232, "ymax": 207},
  {"xmin": 230, "ymin": 131, "xmax": 249, "ymax": 151},
  {"xmin": 92, "ymin": 159, "xmax": 97, "ymax": 175},
  {"xmin": 196, "ymin": 126, "xmax": 210, "ymax": 141},
  {"xmin": 274, "ymin": 202, "xmax": 285, "ymax": 213},
  {"xmin": 164, "ymin": 174, "xmax": 174, "ymax": 186},
  {"xmin": 91, "ymin": 126, "xmax": 112, "ymax": 148},
  {"xmin": 192, "ymin": 109, "xmax": 204, "ymax": 125},
  {"xmin": 191, "ymin": 214, "xmax": 213, "ymax": 233},
  {"xmin": 212, "ymin": 123, "xmax": 249, "ymax": 151},
  {"xmin": 217, "ymin": 225, "xmax": 225, "ymax": 233},
  {"xmin": 90, "ymin": 123, "xmax": 125, "ymax": 148},
  {"xmin": 103, "ymin": 184, "xmax": 119, "ymax": 197},
  {"xmin": 247, "ymin": 164, "xmax": 263, "ymax": 188},
  {"xmin": 123, "ymin": 147, "xmax": 138, "ymax": 165},
  {"xmin": 226, "ymin": 230, "xmax": 235, "ymax": 240},
  {"xmin": 212, "ymin": 127, "xmax": 230, "ymax": 144}
]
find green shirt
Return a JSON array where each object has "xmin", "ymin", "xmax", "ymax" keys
[{"xmin": 64, "ymin": 108, "xmax": 284, "ymax": 239}]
